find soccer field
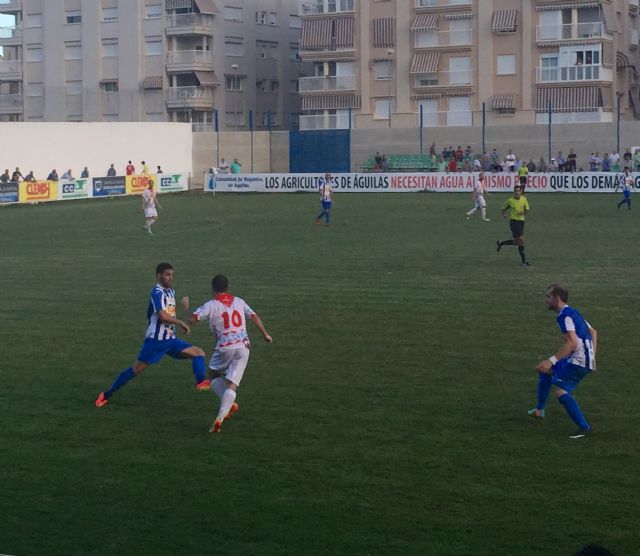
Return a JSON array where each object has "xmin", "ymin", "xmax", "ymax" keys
[{"xmin": 1, "ymin": 192, "xmax": 638, "ymax": 556}]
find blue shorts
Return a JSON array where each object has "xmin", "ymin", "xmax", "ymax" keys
[
  {"xmin": 551, "ymin": 359, "xmax": 590, "ymax": 393},
  {"xmin": 322, "ymin": 200, "xmax": 332, "ymax": 210},
  {"xmin": 624, "ymin": 190, "xmax": 631, "ymax": 199},
  {"xmin": 137, "ymin": 337, "xmax": 192, "ymax": 365}
]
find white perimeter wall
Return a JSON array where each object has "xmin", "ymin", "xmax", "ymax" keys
[{"xmin": 0, "ymin": 122, "xmax": 193, "ymax": 179}]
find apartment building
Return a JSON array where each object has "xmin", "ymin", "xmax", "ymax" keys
[
  {"xmin": 298, "ymin": 0, "xmax": 640, "ymax": 130},
  {"xmin": 0, "ymin": 0, "xmax": 303, "ymax": 130}
]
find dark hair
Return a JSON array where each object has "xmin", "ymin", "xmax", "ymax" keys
[
  {"xmin": 573, "ymin": 545, "xmax": 616, "ymax": 556},
  {"xmin": 148, "ymin": 179, "xmax": 154, "ymax": 187},
  {"xmin": 211, "ymin": 274, "xmax": 228, "ymax": 293},
  {"xmin": 156, "ymin": 262, "xmax": 174, "ymax": 275},
  {"xmin": 514, "ymin": 185, "xmax": 522, "ymax": 191},
  {"xmin": 547, "ymin": 284, "xmax": 569, "ymax": 303},
  {"xmin": 128, "ymin": 160, "xmax": 132, "ymax": 164}
]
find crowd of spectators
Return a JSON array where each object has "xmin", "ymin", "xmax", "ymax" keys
[{"xmin": 0, "ymin": 160, "xmax": 165, "ymax": 183}]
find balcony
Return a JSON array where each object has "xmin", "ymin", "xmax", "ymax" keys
[
  {"xmin": 415, "ymin": 29, "xmax": 473, "ymax": 48},
  {"xmin": 299, "ymin": 113, "xmax": 355, "ymax": 130},
  {"xmin": 166, "ymin": 86, "xmax": 215, "ymax": 109},
  {"xmin": 299, "ymin": 75, "xmax": 356, "ymax": 93},
  {"xmin": 166, "ymin": 50, "xmax": 214, "ymax": 72},
  {"xmin": 0, "ymin": 93, "xmax": 22, "ymax": 113},
  {"xmin": 166, "ymin": 13, "xmax": 215, "ymax": 36},
  {"xmin": 416, "ymin": 0, "xmax": 472, "ymax": 8},
  {"xmin": 536, "ymin": 64, "xmax": 613, "ymax": 83},
  {"xmin": 413, "ymin": 69, "xmax": 472, "ymax": 89},
  {"xmin": 0, "ymin": 25, "xmax": 21, "ymax": 45},
  {"xmin": 0, "ymin": 59, "xmax": 22, "ymax": 79},
  {"xmin": 0, "ymin": 0, "xmax": 21, "ymax": 12},
  {"xmin": 300, "ymin": 0, "xmax": 355, "ymax": 16},
  {"xmin": 536, "ymin": 22, "xmax": 607, "ymax": 43}
]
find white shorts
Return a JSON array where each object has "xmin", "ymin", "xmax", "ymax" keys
[
  {"xmin": 474, "ymin": 195, "xmax": 486, "ymax": 209},
  {"xmin": 209, "ymin": 347, "xmax": 250, "ymax": 386},
  {"xmin": 144, "ymin": 208, "xmax": 158, "ymax": 218}
]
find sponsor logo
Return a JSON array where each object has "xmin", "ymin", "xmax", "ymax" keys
[{"xmin": 26, "ymin": 182, "xmax": 51, "ymax": 200}]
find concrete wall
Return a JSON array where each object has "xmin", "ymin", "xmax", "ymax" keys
[{"xmin": 0, "ymin": 122, "xmax": 193, "ymax": 178}]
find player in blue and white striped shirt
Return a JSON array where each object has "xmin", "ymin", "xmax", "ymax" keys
[
  {"xmin": 616, "ymin": 166, "xmax": 633, "ymax": 210},
  {"xmin": 529, "ymin": 284, "xmax": 598, "ymax": 439},
  {"xmin": 95, "ymin": 262, "xmax": 210, "ymax": 407}
]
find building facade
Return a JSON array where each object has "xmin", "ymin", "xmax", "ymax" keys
[
  {"xmin": 0, "ymin": 0, "xmax": 303, "ymax": 130},
  {"xmin": 298, "ymin": 0, "xmax": 640, "ymax": 130}
]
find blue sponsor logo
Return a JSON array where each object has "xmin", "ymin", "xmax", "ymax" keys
[{"xmin": 93, "ymin": 176, "xmax": 125, "ymax": 196}]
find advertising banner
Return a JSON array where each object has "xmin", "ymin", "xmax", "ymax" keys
[
  {"xmin": 126, "ymin": 174, "xmax": 158, "ymax": 195},
  {"xmin": 93, "ymin": 176, "xmax": 126, "ymax": 197},
  {"xmin": 59, "ymin": 179, "xmax": 91, "ymax": 200},
  {"xmin": 158, "ymin": 173, "xmax": 189, "ymax": 192},
  {"xmin": 0, "ymin": 182, "xmax": 19, "ymax": 204},
  {"xmin": 19, "ymin": 181, "xmax": 59, "ymax": 203},
  {"xmin": 213, "ymin": 172, "xmax": 640, "ymax": 193}
]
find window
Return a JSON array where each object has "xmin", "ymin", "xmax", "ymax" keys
[
  {"xmin": 145, "ymin": 38, "xmax": 163, "ymax": 56},
  {"xmin": 418, "ymin": 99, "xmax": 438, "ymax": 126},
  {"xmin": 66, "ymin": 10, "xmax": 82, "ymax": 24},
  {"xmin": 224, "ymin": 38, "xmax": 244, "ymax": 57},
  {"xmin": 447, "ymin": 96, "xmax": 472, "ymax": 126},
  {"xmin": 26, "ymin": 46, "xmax": 43, "ymax": 62},
  {"xmin": 25, "ymin": 14, "xmax": 43, "ymax": 28},
  {"xmin": 102, "ymin": 7, "xmax": 118, "ymax": 22},
  {"xmin": 65, "ymin": 43, "xmax": 82, "ymax": 60},
  {"xmin": 271, "ymin": 80, "xmax": 279, "ymax": 92},
  {"xmin": 374, "ymin": 98, "xmax": 391, "ymax": 120},
  {"xmin": 416, "ymin": 73, "xmax": 438, "ymax": 87},
  {"xmin": 449, "ymin": 19, "xmax": 471, "ymax": 45},
  {"xmin": 416, "ymin": 30, "xmax": 438, "ymax": 48},
  {"xmin": 290, "ymin": 15, "xmax": 301, "ymax": 29},
  {"xmin": 225, "ymin": 75, "xmax": 243, "ymax": 90},
  {"xmin": 145, "ymin": 4, "xmax": 162, "ymax": 19},
  {"xmin": 375, "ymin": 61, "xmax": 392, "ymax": 80},
  {"xmin": 224, "ymin": 6, "xmax": 243, "ymax": 21},
  {"xmin": 27, "ymin": 82, "xmax": 44, "ymax": 97},
  {"xmin": 101, "ymin": 81, "xmax": 119, "ymax": 92},
  {"xmin": 268, "ymin": 12, "xmax": 277, "ymax": 25},
  {"xmin": 255, "ymin": 10, "xmax": 267, "ymax": 25},
  {"xmin": 102, "ymin": 40, "xmax": 118, "ymax": 58},
  {"xmin": 225, "ymin": 112, "xmax": 244, "ymax": 126},
  {"xmin": 289, "ymin": 47, "xmax": 299, "ymax": 61},
  {"xmin": 497, "ymin": 54, "xmax": 516, "ymax": 75},
  {"xmin": 66, "ymin": 81, "xmax": 82, "ymax": 95},
  {"xmin": 449, "ymin": 56, "xmax": 471, "ymax": 84},
  {"xmin": 290, "ymin": 80, "xmax": 299, "ymax": 92}
]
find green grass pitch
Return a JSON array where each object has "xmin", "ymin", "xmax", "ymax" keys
[{"xmin": 1, "ymin": 192, "xmax": 638, "ymax": 555}]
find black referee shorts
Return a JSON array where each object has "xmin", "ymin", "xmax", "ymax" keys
[{"xmin": 510, "ymin": 219, "xmax": 525, "ymax": 238}]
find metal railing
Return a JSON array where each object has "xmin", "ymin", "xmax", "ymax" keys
[
  {"xmin": 166, "ymin": 13, "xmax": 215, "ymax": 29},
  {"xmin": 415, "ymin": 29, "xmax": 472, "ymax": 48},
  {"xmin": 0, "ymin": 93, "xmax": 22, "ymax": 109},
  {"xmin": 166, "ymin": 86, "xmax": 215, "ymax": 100},
  {"xmin": 299, "ymin": 75, "xmax": 356, "ymax": 92},
  {"xmin": 299, "ymin": 113, "xmax": 355, "ymax": 130},
  {"xmin": 300, "ymin": 0, "xmax": 355, "ymax": 16},
  {"xmin": 0, "ymin": 59, "xmax": 22, "ymax": 74},
  {"xmin": 416, "ymin": 0, "xmax": 472, "ymax": 7},
  {"xmin": 166, "ymin": 50, "xmax": 214, "ymax": 65},
  {"xmin": 0, "ymin": 26, "xmax": 21, "ymax": 40},
  {"xmin": 536, "ymin": 22, "xmax": 605, "ymax": 42},
  {"xmin": 0, "ymin": 0, "xmax": 21, "ymax": 9},
  {"xmin": 536, "ymin": 65, "xmax": 612, "ymax": 83},
  {"xmin": 414, "ymin": 69, "xmax": 472, "ymax": 87}
]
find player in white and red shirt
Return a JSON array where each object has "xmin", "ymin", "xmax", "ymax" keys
[
  {"xmin": 183, "ymin": 274, "xmax": 272, "ymax": 433},
  {"xmin": 465, "ymin": 171, "xmax": 490, "ymax": 222},
  {"xmin": 142, "ymin": 179, "xmax": 161, "ymax": 234}
]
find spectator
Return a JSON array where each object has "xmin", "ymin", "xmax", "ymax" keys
[
  {"xmin": 538, "ymin": 157, "xmax": 548, "ymax": 172},
  {"xmin": 23, "ymin": 171, "xmax": 36, "ymax": 182},
  {"xmin": 157, "ymin": 165, "xmax": 163, "ymax": 174},
  {"xmin": 81, "ymin": 167, "xmax": 89, "ymax": 178},
  {"xmin": 126, "ymin": 160, "xmax": 135, "ymax": 175},
  {"xmin": 230, "ymin": 158, "xmax": 242, "ymax": 174},
  {"xmin": 602, "ymin": 153, "xmax": 610, "ymax": 172},
  {"xmin": 455, "ymin": 145, "xmax": 464, "ymax": 161},
  {"xmin": 429, "ymin": 142, "xmax": 436, "ymax": 158},
  {"xmin": 447, "ymin": 157, "xmax": 457, "ymax": 173},
  {"xmin": 623, "ymin": 148, "xmax": 632, "ymax": 166},
  {"xmin": 505, "ymin": 149, "xmax": 516, "ymax": 172},
  {"xmin": 47, "ymin": 169, "xmax": 59, "ymax": 181},
  {"xmin": 610, "ymin": 150, "xmax": 619, "ymax": 168},
  {"xmin": 567, "ymin": 148, "xmax": 577, "ymax": 172},
  {"xmin": 61, "ymin": 169, "xmax": 74, "ymax": 180},
  {"xmin": 473, "ymin": 158, "xmax": 482, "ymax": 171},
  {"xmin": 463, "ymin": 158, "xmax": 473, "ymax": 172},
  {"xmin": 527, "ymin": 159, "xmax": 537, "ymax": 172},
  {"xmin": 218, "ymin": 158, "xmax": 230, "ymax": 173},
  {"xmin": 381, "ymin": 154, "xmax": 389, "ymax": 172},
  {"xmin": 374, "ymin": 151, "xmax": 383, "ymax": 169},
  {"xmin": 556, "ymin": 151, "xmax": 565, "ymax": 172},
  {"xmin": 464, "ymin": 145, "xmax": 473, "ymax": 157},
  {"xmin": 589, "ymin": 152, "xmax": 601, "ymax": 172},
  {"xmin": 107, "ymin": 164, "xmax": 117, "ymax": 177},
  {"xmin": 0, "ymin": 169, "xmax": 9, "ymax": 183},
  {"xmin": 548, "ymin": 158, "xmax": 558, "ymax": 172},
  {"xmin": 141, "ymin": 161, "xmax": 149, "ymax": 175},
  {"xmin": 11, "ymin": 167, "xmax": 23, "ymax": 182}
]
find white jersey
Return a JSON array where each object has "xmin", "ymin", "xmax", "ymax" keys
[
  {"xmin": 619, "ymin": 173, "xmax": 633, "ymax": 192},
  {"xmin": 142, "ymin": 188, "xmax": 157, "ymax": 209},
  {"xmin": 193, "ymin": 293, "xmax": 255, "ymax": 351},
  {"xmin": 473, "ymin": 178, "xmax": 486, "ymax": 199}
]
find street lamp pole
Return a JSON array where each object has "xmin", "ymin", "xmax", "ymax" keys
[
  {"xmin": 231, "ymin": 63, "xmax": 239, "ymax": 128},
  {"xmin": 387, "ymin": 48, "xmax": 394, "ymax": 128}
]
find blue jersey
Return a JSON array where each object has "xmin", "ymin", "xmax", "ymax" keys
[
  {"xmin": 145, "ymin": 284, "xmax": 177, "ymax": 341},
  {"xmin": 556, "ymin": 305, "xmax": 595, "ymax": 371},
  {"xmin": 618, "ymin": 173, "xmax": 633, "ymax": 193}
]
